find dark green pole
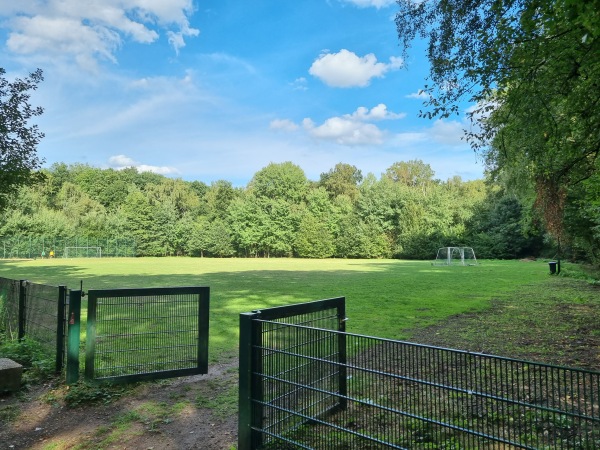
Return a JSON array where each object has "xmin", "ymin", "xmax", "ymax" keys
[
  {"xmin": 56, "ymin": 285, "xmax": 67, "ymax": 374},
  {"xmin": 239, "ymin": 312, "xmax": 262, "ymax": 450},
  {"xmin": 18, "ymin": 280, "xmax": 27, "ymax": 340},
  {"xmin": 85, "ymin": 290, "xmax": 97, "ymax": 380},
  {"xmin": 337, "ymin": 297, "xmax": 348, "ymax": 411},
  {"xmin": 66, "ymin": 290, "xmax": 82, "ymax": 384},
  {"xmin": 197, "ymin": 287, "xmax": 210, "ymax": 374}
]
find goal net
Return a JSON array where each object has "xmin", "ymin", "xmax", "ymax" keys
[
  {"xmin": 64, "ymin": 247, "xmax": 102, "ymax": 258},
  {"xmin": 432, "ymin": 247, "xmax": 477, "ymax": 266}
]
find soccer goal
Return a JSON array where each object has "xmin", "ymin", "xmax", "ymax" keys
[
  {"xmin": 432, "ymin": 247, "xmax": 478, "ymax": 266},
  {"xmin": 64, "ymin": 247, "xmax": 102, "ymax": 258}
]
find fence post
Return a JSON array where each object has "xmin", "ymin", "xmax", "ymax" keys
[
  {"xmin": 337, "ymin": 298, "xmax": 348, "ymax": 411},
  {"xmin": 66, "ymin": 290, "xmax": 82, "ymax": 384},
  {"xmin": 55, "ymin": 285, "xmax": 67, "ymax": 374},
  {"xmin": 85, "ymin": 291, "xmax": 97, "ymax": 380},
  {"xmin": 197, "ymin": 288, "xmax": 210, "ymax": 374},
  {"xmin": 18, "ymin": 280, "xmax": 27, "ymax": 340},
  {"xmin": 239, "ymin": 312, "xmax": 263, "ymax": 450}
]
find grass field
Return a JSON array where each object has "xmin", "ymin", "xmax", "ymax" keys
[
  {"xmin": 0, "ymin": 257, "xmax": 563, "ymax": 362},
  {"xmin": 1, "ymin": 257, "xmax": 599, "ymax": 450}
]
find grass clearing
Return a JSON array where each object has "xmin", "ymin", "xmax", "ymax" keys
[{"xmin": 0, "ymin": 257, "xmax": 570, "ymax": 362}]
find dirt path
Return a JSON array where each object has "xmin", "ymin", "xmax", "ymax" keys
[{"xmin": 0, "ymin": 360, "xmax": 238, "ymax": 450}]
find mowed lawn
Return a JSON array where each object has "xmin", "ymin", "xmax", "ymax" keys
[{"xmin": 0, "ymin": 257, "xmax": 553, "ymax": 360}]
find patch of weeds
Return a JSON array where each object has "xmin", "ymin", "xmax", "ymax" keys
[
  {"xmin": 168, "ymin": 390, "xmax": 187, "ymax": 400},
  {"xmin": 72, "ymin": 410, "xmax": 146, "ymax": 450},
  {"xmin": 130, "ymin": 399, "xmax": 192, "ymax": 432},
  {"xmin": 195, "ymin": 381, "xmax": 238, "ymax": 419},
  {"xmin": 40, "ymin": 389, "xmax": 62, "ymax": 407},
  {"xmin": 64, "ymin": 381, "xmax": 131, "ymax": 407},
  {"xmin": 0, "ymin": 404, "xmax": 19, "ymax": 424},
  {"xmin": 0, "ymin": 337, "xmax": 55, "ymax": 383}
]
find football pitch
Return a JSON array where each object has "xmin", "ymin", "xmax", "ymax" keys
[{"xmin": 0, "ymin": 257, "xmax": 552, "ymax": 360}]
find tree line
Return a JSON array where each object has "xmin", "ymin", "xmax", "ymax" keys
[
  {"xmin": 3, "ymin": 0, "xmax": 598, "ymax": 263},
  {"xmin": 0, "ymin": 161, "xmax": 547, "ymax": 259}
]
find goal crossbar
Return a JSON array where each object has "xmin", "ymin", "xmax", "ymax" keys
[{"xmin": 432, "ymin": 247, "xmax": 477, "ymax": 266}]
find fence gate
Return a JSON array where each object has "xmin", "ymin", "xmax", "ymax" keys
[
  {"xmin": 85, "ymin": 286, "xmax": 209, "ymax": 383},
  {"xmin": 239, "ymin": 297, "xmax": 346, "ymax": 450}
]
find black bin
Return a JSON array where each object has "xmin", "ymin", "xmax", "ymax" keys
[{"xmin": 549, "ymin": 261, "xmax": 557, "ymax": 274}]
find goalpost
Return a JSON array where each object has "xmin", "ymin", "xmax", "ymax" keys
[
  {"xmin": 63, "ymin": 247, "xmax": 102, "ymax": 258},
  {"xmin": 432, "ymin": 247, "xmax": 477, "ymax": 266}
]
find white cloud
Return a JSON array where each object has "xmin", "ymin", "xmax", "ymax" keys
[
  {"xmin": 430, "ymin": 119, "xmax": 466, "ymax": 146},
  {"xmin": 405, "ymin": 90, "xmax": 430, "ymax": 100},
  {"xmin": 204, "ymin": 52, "xmax": 257, "ymax": 74},
  {"xmin": 290, "ymin": 77, "xmax": 308, "ymax": 91},
  {"xmin": 345, "ymin": 104, "xmax": 406, "ymax": 121},
  {"xmin": 108, "ymin": 155, "xmax": 179, "ymax": 175},
  {"xmin": 271, "ymin": 104, "xmax": 404, "ymax": 146},
  {"xmin": 1, "ymin": 0, "xmax": 199, "ymax": 70},
  {"xmin": 340, "ymin": 0, "xmax": 396, "ymax": 8},
  {"xmin": 270, "ymin": 119, "xmax": 299, "ymax": 132},
  {"xmin": 303, "ymin": 117, "xmax": 384, "ymax": 146},
  {"xmin": 309, "ymin": 49, "xmax": 403, "ymax": 88}
]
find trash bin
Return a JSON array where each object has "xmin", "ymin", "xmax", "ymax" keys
[{"xmin": 548, "ymin": 261, "xmax": 557, "ymax": 274}]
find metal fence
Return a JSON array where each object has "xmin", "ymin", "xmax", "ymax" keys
[
  {"xmin": 239, "ymin": 299, "xmax": 600, "ymax": 449},
  {"xmin": 0, "ymin": 278, "xmax": 68, "ymax": 374},
  {"xmin": 0, "ymin": 277, "xmax": 20, "ymax": 339},
  {"xmin": 0, "ymin": 235, "xmax": 136, "ymax": 259},
  {"xmin": 84, "ymin": 287, "xmax": 210, "ymax": 383},
  {"xmin": 239, "ymin": 298, "xmax": 347, "ymax": 449}
]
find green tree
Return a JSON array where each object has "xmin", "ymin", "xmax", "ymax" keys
[
  {"xmin": 384, "ymin": 160, "xmax": 435, "ymax": 190},
  {"xmin": 295, "ymin": 213, "xmax": 335, "ymax": 258},
  {"xmin": 205, "ymin": 219, "xmax": 235, "ymax": 257},
  {"xmin": 395, "ymin": 0, "xmax": 600, "ymax": 261},
  {"xmin": 0, "ymin": 68, "xmax": 45, "ymax": 210},
  {"xmin": 73, "ymin": 166, "xmax": 130, "ymax": 209},
  {"xmin": 121, "ymin": 189, "xmax": 155, "ymax": 256},
  {"xmin": 248, "ymin": 162, "xmax": 308, "ymax": 203},
  {"xmin": 205, "ymin": 180, "xmax": 237, "ymax": 220},
  {"xmin": 319, "ymin": 162, "xmax": 363, "ymax": 201},
  {"xmin": 468, "ymin": 195, "xmax": 543, "ymax": 259},
  {"xmin": 227, "ymin": 194, "xmax": 263, "ymax": 257}
]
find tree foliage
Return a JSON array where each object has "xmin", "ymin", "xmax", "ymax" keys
[
  {"xmin": 0, "ymin": 68, "xmax": 45, "ymax": 210},
  {"xmin": 0, "ymin": 161, "xmax": 549, "ymax": 260},
  {"xmin": 396, "ymin": 0, "xmax": 600, "ymax": 262}
]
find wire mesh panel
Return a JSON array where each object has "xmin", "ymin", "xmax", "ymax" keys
[
  {"xmin": 239, "ymin": 297, "xmax": 346, "ymax": 450},
  {"xmin": 23, "ymin": 282, "xmax": 67, "ymax": 373},
  {"xmin": 0, "ymin": 279, "xmax": 67, "ymax": 373},
  {"xmin": 0, "ymin": 277, "xmax": 20, "ymax": 339},
  {"xmin": 85, "ymin": 287, "xmax": 209, "ymax": 383},
  {"xmin": 244, "ymin": 325, "xmax": 600, "ymax": 449}
]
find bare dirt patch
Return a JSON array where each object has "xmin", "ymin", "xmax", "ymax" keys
[{"xmin": 0, "ymin": 360, "xmax": 238, "ymax": 450}]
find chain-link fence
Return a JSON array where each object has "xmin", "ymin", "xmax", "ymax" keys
[{"xmin": 0, "ymin": 236, "xmax": 136, "ymax": 259}]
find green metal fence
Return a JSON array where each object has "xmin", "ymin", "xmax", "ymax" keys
[
  {"xmin": 84, "ymin": 287, "xmax": 210, "ymax": 383},
  {"xmin": 239, "ymin": 299, "xmax": 600, "ymax": 449},
  {"xmin": 0, "ymin": 236, "xmax": 136, "ymax": 259},
  {"xmin": 0, "ymin": 277, "xmax": 20, "ymax": 339},
  {"xmin": 239, "ymin": 298, "xmax": 347, "ymax": 450},
  {"xmin": 0, "ymin": 278, "xmax": 68, "ymax": 374}
]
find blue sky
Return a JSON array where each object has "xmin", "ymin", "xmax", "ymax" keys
[{"xmin": 0, "ymin": 0, "xmax": 484, "ymax": 187}]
